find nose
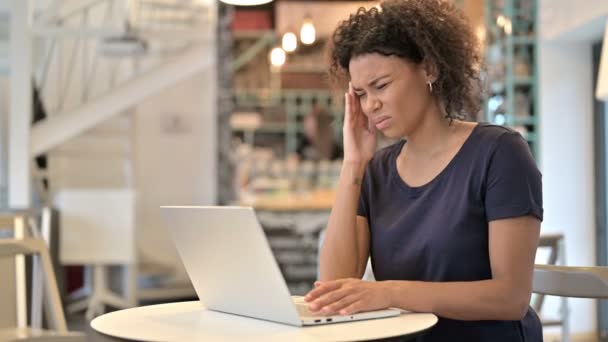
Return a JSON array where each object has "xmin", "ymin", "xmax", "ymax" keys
[{"xmin": 362, "ymin": 95, "xmax": 381, "ymax": 116}]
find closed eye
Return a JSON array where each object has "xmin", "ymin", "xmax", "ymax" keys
[{"xmin": 376, "ymin": 82, "xmax": 389, "ymax": 90}]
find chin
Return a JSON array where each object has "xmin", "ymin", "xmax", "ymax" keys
[{"xmin": 380, "ymin": 129, "xmax": 402, "ymax": 140}]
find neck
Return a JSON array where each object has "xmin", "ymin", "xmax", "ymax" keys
[{"xmin": 402, "ymin": 101, "xmax": 457, "ymax": 157}]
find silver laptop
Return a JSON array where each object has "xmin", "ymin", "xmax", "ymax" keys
[{"xmin": 160, "ymin": 205, "xmax": 401, "ymax": 326}]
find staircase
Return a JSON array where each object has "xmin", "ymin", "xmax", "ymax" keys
[
  {"xmin": 0, "ymin": 0, "xmax": 217, "ymax": 317},
  {"xmin": 30, "ymin": 0, "xmax": 213, "ymax": 197}
]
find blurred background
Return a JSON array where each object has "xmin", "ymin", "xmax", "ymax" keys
[{"xmin": 1, "ymin": 0, "xmax": 608, "ymax": 341}]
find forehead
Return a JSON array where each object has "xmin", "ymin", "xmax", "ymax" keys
[{"xmin": 348, "ymin": 53, "xmax": 415, "ymax": 84}]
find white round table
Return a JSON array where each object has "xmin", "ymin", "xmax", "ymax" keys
[{"xmin": 91, "ymin": 301, "xmax": 438, "ymax": 341}]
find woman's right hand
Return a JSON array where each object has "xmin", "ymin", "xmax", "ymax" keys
[{"xmin": 342, "ymin": 83, "xmax": 377, "ymax": 164}]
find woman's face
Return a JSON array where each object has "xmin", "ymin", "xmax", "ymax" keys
[{"xmin": 349, "ymin": 53, "xmax": 434, "ymax": 139}]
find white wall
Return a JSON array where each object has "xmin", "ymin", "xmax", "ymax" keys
[
  {"xmin": 538, "ymin": 0, "xmax": 608, "ymax": 337},
  {"xmin": 134, "ymin": 71, "xmax": 217, "ymax": 273},
  {"xmin": 538, "ymin": 40, "xmax": 597, "ymax": 336}
]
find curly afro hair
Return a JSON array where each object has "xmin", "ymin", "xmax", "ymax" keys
[{"xmin": 328, "ymin": 0, "xmax": 482, "ymax": 120}]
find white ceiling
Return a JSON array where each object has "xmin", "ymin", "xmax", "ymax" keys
[{"xmin": 539, "ymin": 0, "xmax": 608, "ymax": 42}]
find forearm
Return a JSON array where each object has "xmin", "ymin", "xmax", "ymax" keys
[
  {"xmin": 319, "ymin": 161, "xmax": 367, "ymax": 280},
  {"xmin": 385, "ymin": 279, "xmax": 531, "ymax": 321}
]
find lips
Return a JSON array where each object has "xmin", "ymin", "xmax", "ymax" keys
[{"xmin": 373, "ymin": 116, "xmax": 391, "ymax": 130}]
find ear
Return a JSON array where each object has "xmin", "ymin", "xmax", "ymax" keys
[{"xmin": 422, "ymin": 59, "xmax": 438, "ymax": 83}]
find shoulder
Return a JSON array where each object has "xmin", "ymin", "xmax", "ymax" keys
[
  {"xmin": 473, "ymin": 123, "xmax": 531, "ymax": 158},
  {"xmin": 475, "ymin": 123, "xmax": 523, "ymax": 142},
  {"xmin": 473, "ymin": 123, "xmax": 540, "ymax": 181}
]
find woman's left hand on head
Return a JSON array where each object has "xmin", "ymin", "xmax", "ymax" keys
[{"xmin": 303, "ymin": 278, "xmax": 392, "ymax": 316}]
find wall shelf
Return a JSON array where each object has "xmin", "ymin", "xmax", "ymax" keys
[
  {"xmin": 485, "ymin": 0, "xmax": 539, "ymax": 159},
  {"xmin": 232, "ymin": 89, "xmax": 343, "ymax": 156}
]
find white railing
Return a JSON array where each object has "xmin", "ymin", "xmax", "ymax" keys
[{"xmin": 32, "ymin": 0, "xmax": 211, "ymax": 116}]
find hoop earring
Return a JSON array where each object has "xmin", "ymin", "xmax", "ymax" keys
[{"xmin": 427, "ymin": 81, "xmax": 433, "ymax": 93}]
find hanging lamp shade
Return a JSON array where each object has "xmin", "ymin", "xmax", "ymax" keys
[
  {"xmin": 300, "ymin": 18, "xmax": 316, "ymax": 45},
  {"xmin": 219, "ymin": 0, "xmax": 273, "ymax": 5},
  {"xmin": 269, "ymin": 47, "xmax": 286, "ymax": 67},
  {"xmin": 282, "ymin": 32, "xmax": 297, "ymax": 52}
]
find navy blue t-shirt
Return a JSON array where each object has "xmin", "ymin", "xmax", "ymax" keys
[{"xmin": 357, "ymin": 123, "xmax": 543, "ymax": 342}]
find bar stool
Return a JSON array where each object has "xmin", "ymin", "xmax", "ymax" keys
[{"xmin": 0, "ymin": 209, "xmax": 84, "ymax": 341}]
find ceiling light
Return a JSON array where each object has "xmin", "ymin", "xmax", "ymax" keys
[
  {"xmin": 269, "ymin": 47, "xmax": 286, "ymax": 67},
  {"xmin": 282, "ymin": 32, "xmax": 297, "ymax": 53},
  {"xmin": 300, "ymin": 18, "xmax": 316, "ymax": 45}
]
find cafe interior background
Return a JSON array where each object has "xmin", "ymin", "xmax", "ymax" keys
[{"xmin": 2, "ymin": 0, "xmax": 608, "ymax": 340}]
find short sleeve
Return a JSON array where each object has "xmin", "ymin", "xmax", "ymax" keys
[
  {"xmin": 485, "ymin": 131, "xmax": 543, "ymax": 222},
  {"xmin": 357, "ymin": 166, "xmax": 372, "ymax": 218}
]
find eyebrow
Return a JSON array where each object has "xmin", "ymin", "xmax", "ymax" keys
[{"xmin": 352, "ymin": 75, "xmax": 391, "ymax": 92}]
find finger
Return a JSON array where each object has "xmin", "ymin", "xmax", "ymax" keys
[
  {"xmin": 304, "ymin": 282, "xmax": 323, "ymax": 302},
  {"xmin": 305, "ymin": 281, "xmax": 343, "ymax": 301},
  {"xmin": 348, "ymin": 82, "xmax": 358, "ymax": 105},
  {"xmin": 307, "ymin": 279, "xmax": 352, "ymax": 299},
  {"xmin": 309, "ymin": 287, "xmax": 350, "ymax": 312},
  {"xmin": 338, "ymin": 298, "xmax": 371, "ymax": 316},
  {"xmin": 344, "ymin": 92, "xmax": 357, "ymax": 129},
  {"xmin": 344, "ymin": 92, "xmax": 350, "ymax": 122},
  {"xmin": 317, "ymin": 278, "xmax": 352, "ymax": 287},
  {"xmin": 320, "ymin": 294, "xmax": 360, "ymax": 316},
  {"xmin": 365, "ymin": 113, "xmax": 373, "ymax": 132},
  {"xmin": 348, "ymin": 82, "xmax": 361, "ymax": 127},
  {"xmin": 367, "ymin": 116, "xmax": 374, "ymax": 133}
]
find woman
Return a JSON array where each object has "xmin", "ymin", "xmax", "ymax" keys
[
  {"xmin": 304, "ymin": 0, "xmax": 543, "ymax": 341},
  {"xmin": 297, "ymin": 104, "xmax": 343, "ymax": 161}
]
